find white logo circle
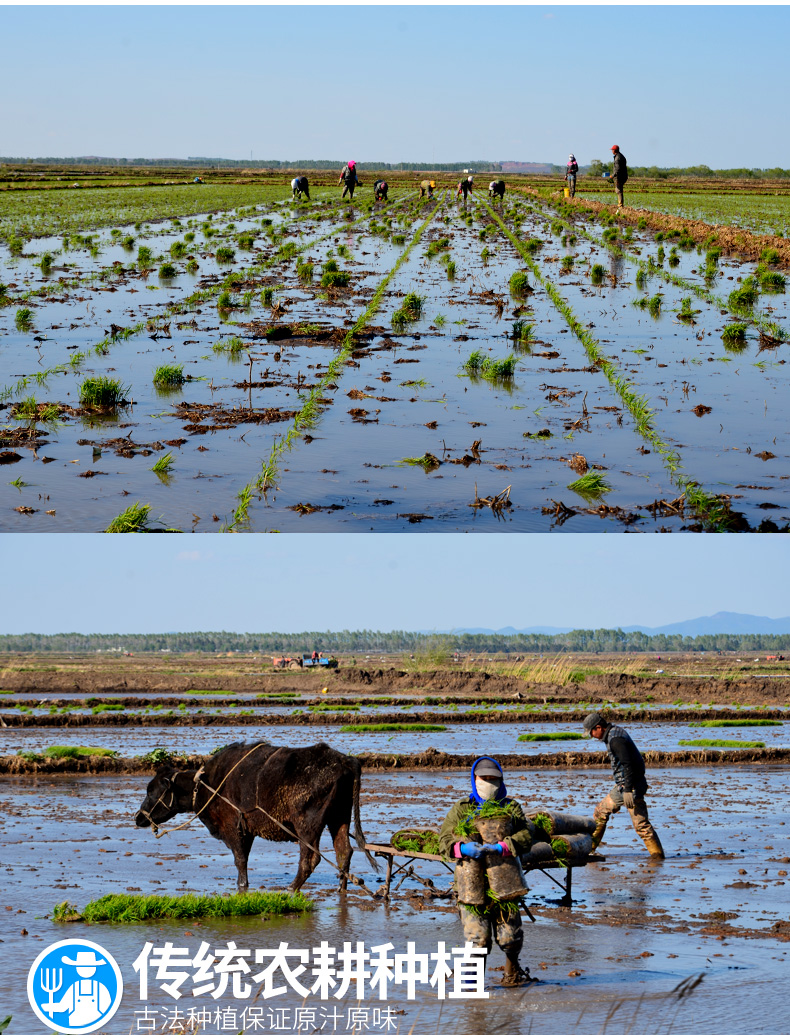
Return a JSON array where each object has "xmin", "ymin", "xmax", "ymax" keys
[{"xmin": 27, "ymin": 938, "xmax": 124, "ymax": 1033}]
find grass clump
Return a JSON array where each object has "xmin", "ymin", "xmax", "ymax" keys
[
  {"xmin": 158, "ymin": 262, "xmax": 178, "ymax": 278},
  {"xmin": 729, "ymin": 279, "xmax": 758, "ymax": 308},
  {"xmin": 633, "ymin": 294, "xmax": 662, "ymax": 316},
  {"xmin": 153, "ymin": 364, "xmax": 185, "ymax": 387},
  {"xmin": 43, "ymin": 745, "xmax": 117, "ymax": 758},
  {"xmin": 105, "ymin": 502, "xmax": 151, "ymax": 533},
  {"xmin": 722, "ymin": 323, "xmax": 748, "ymax": 348},
  {"xmin": 568, "ymin": 470, "xmax": 612, "ymax": 500},
  {"xmin": 400, "ymin": 453, "xmax": 441, "ymax": 470},
  {"xmin": 52, "ymin": 890, "xmax": 313, "ymax": 924},
  {"xmin": 689, "ymin": 719, "xmax": 781, "ymax": 727},
  {"xmin": 297, "ymin": 260, "xmax": 314, "ymax": 283},
  {"xmin": 40, "ymin": 252, "xmax": 54, "ymax": 274},
  {"xmin": 517, "ymin": 732, "xmax": 584, "ymax": 742},
  {"xmin": 15, "ymin": 307, "xmax": 33, "ymax": 330},
  {"xmin": 426, "ymin": 238, "xmax": 451, "ymax": 258},
  {"xmin": 137, "ymin": 245, "xmax": 153, "ymax": 266},
  {"xmin": 151, "ymin": 452, "xmax": 174, "ymax": 475},
  {"xmin": 213, "ymin": 335, "xmax": 244, "ymax": 354},
  {"xmin": 339, "ymin": 723, "xmax": 446, "ymax": 733},
  {"xmin": 321, "ymin": 270, "xmax": 350, "ymax": 288},
  {"xmin": 678, "ymin": 738, "xmax": 766, "ymax": 749},
  {"xmin": 464, "ymin": 350, "xmax": 517, "ymax": 381},
  {"xmin": 509, "ymin": 270, "xmax": 530, "ymax": 296},
  {"xmin": 79, "ymin": 376, "xmax": 127, "ymax": 408},
  {"xmin": 590, "ymin": 264, "xmax": 606, "ymax": 285},
  {"xmin": 215, "ymin": 246, "xmax": 236, "ymax": 263}
]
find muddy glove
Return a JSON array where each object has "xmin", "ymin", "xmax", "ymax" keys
[
  {"xmin": 459, "ymin": 842, "xmax": 484, "ymax": 859},
  {"xmin": 622, "ymin": 791, "xmax": 636, "ymax": 810}
]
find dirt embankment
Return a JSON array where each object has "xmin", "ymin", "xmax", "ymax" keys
[
  {"xmin": 3, "ymin": 745, "xmax": 790, "ymax": 777},
  {"xmin": 3, "ymin": 667, "xmax": 790, "ymax": 705}
]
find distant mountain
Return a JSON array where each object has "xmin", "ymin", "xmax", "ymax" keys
[{"xmin": 444, "ymin": 612, "xmax": 790, "ymax": 638}]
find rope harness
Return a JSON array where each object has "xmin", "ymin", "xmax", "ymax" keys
[{"xmin": 141, "ymin": 743, "xmax": 376, "ymax": 898}]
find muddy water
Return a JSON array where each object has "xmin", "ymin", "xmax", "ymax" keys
[
  {"xmin": 1, "ymin": 767, "xmax": 788, "ymax": 1033},
  {"xmin": 4, "ymin": 721, "xmax": 790, "ymax": 757}
]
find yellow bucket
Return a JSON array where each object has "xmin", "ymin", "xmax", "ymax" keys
[{"xmin": 564, "ymin": 187, "xmax": 570, "ymax": 198}]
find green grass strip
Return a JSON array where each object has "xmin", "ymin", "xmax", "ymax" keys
[
  {"xmin": 481, "ymin": 197, "xmax": 739, "ymax": 531},
  {"xmin": 689, "ymin": 719, "xmax": 782, "ymax": 727},
  {"xmin": 42, "ymin": 745, "xmax": 118, "ymax": 758},
  {"xmin": 339, "ymin": 722, "xmax": 447, "ymax": 733},
  {"xmin": 52, "ymin": 890, "xmax": 313, "ymax": 923},
  {"xmin": 228, "ymin": 192, "xmax": 445, "ymax": 529},
  {"xmin": 678, "ymin": 738, "xmax": 766, "ymax": 748},
  {"xmin": 517, "ymin": 732, "xmax": 584, "ymax": 741}
]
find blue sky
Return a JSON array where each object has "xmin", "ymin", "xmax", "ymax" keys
[
  {"xmin": 0, "ymin": 536, "xmax": 787, "ymax": 633},
  {"xmin": 2, "ymin": 5, "xmax": 788, "ymax": 169}
]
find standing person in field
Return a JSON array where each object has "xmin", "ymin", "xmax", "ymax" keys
[
  {"xmin": 374, "ymin": 179, "xmax": 389, "ymax": 201},
  {"xmin": 609, "ymin": 145, "xmax": 628, "ymax": 208},
  {"xmin": 339, "ymin": 161, "xmax": 361, "ymax": 200},
  {"xmin": 565, "ymin": 155, "xmax": 578, "ymax": 197},
  {"xmin": 439, "ymin": 757, "xmax": 538, "ymax": 986},
  {"xmin": 419, "ymin": 179, "xmax": 435, "ymax": 199},
  {"xmin": 291, "ymin": 176, "xmax": 310, "ymax": 201},
  {"xmin": 456, "ymin": 175, "xmax": 474, "ymax": 203},
  {"xmin": 488, "ymin": 180, "xmax": 505, "ymax": 200},
  {"xmin": 582, "ymin": 711, "xmax": 665, "ymax": 858}
]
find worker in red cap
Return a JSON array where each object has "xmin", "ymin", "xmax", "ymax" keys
[
  {"xmin": 338, "ymin": 161, "xmax": 361, "ymax": 200},
  {"xmin": 609, "ymin": 145, "xmax": 628, "ymax": 209}
]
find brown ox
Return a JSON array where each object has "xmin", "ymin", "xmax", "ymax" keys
[{"xmin": 135, "ymin": 741, "xmax": 375, "ymax": 892}]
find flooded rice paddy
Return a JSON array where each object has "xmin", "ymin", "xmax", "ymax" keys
[
  {"xmin": 1, "ymin": 766, "xmax": 788, "ymax": 1033},
  {"xmin": 3, "ymin": 183, "xmax": 790, "ymax": 531}
]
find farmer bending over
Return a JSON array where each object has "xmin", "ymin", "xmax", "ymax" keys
[
  {"xmin": 583, "ymin": 711, "xmax": 664, "ymax": 858},
  {"xmin": 456, "ymin": 175, "xmax": 474, "ymax": 201},
  {"xmin": 488, "ymin": 180, "xmax": 505, "ymax": 200},
  {"xmin": 291, "ymin": 176, "xmax": 310, "ymax": 201},
  {"xmin": 374, "ymin": 179, "xmax": 389, "ymax": 201},
  {"xmin": 339, "ymin": 161, "xmax": 361, "ymax": 200},
  {"xmin": 419, "ymin": 179, "xmax": 436, "ymax": 199},
  {"xmin": 439, "ymin": 757, "xmax": 536, "ymax": 987}
]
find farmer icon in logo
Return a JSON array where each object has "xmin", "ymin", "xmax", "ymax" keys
[{"xmin": 27, "ymin": 938, "xmax": 123, "ymax": 1034}]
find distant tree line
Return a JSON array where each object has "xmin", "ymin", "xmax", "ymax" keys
[
  {"xmin": 0, "ymin": 157, "xmax": 504, "ymax": 172},
  {"xmin": 586, "ymin": 160, "xmax": 790, "ymax": 180},
  {"xmin": 0, "ymin": 630, "xmax": 788, "ymax": 654}
]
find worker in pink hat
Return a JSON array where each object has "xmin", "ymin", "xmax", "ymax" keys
[
  {"xmin": 609, "ymin": 145, "xmax": 628, "ymax": 209},
  {"xmin": 339, "ymin": 160, "xmax": 362, "ymax": 200}
]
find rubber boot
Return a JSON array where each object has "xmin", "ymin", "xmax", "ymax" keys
[
  {"xmin": 591, "ymin": 818, "xmax": 608, "ymax": 850},
  {"xmin": 501, "ymin": 954, "xmax": 534, "ymax": 987},
  {"xmin": 643, "ymin": 832, "xmax": 665, "ymax": 859}
]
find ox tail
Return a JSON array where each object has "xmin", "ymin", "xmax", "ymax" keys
[{"xmin": 352, "ymin": 759, "xmax": 379, "ymax": 873}]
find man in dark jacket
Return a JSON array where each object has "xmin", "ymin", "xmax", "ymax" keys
[
  {"xmin": 438, "ymin": 757, "xmax": 537, "ymax": 986},
  {"xmin": 374, "ymin": 179, "xmax": 388, "ymax": 202},
  {"xmin": 338, "ymin": 161, "xmax": 361, "ymax": 200},
  {"xmin": 610, "ymin": 145, "xmax": 628, "ymax": 208},
  {"xmin": 583, "ymin": 711, "xmax": 664, "ymax": 858}
]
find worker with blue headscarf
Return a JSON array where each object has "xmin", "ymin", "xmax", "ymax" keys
[{"xmin": 438, "ymin": 756, "xmax": 537, "ymax": 987}]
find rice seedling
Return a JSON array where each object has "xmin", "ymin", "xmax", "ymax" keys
[
  {"xmin": 237, "ymin": 232, "xmax": 255, "ymax": 250},
  {"xmin": 426, "ymin": 237, "xmax": 450, "ymax": 258},
  {"xmin": 729, "ymin": 279, "xmax": 758, "ymax": 308},
  {"xmin": 677, "ymin": 739, "xmax": 766, "ymax": 749},
  {"xmin": 400, "ymin": 453, "xmax": 441, "ymax": 470},
  {"xmin": 445, "ymin": 260, "xmax": 456, "ymax": 279},
  {"xmin": 169, "ymin": 240, "xmax": 188, "ymax": 259},
  {"xmin": 8, "ymin": 477, "xmax": 29, "ymax": 489},
  {"xmin": 39, "ymin": 252, "xmax": 54, "ymax": 274},
  {"xmin": 42, "ymin": 745, "xmax": 117, "ymax": 758},
  {"xmin": 633, "ymin": 293, "xmax": 662, "ymax": 316},
  {"xmin": 105, "ymin": 502, "xmax": 151, "ymax": 533},
  {"xmin": 217, "ymin": 289, "xmax": 234, "ymax": 310},
  {"xmin": 464, "ymin": 350, "xmax": 518, "ymax": 381},
  {"xmin": 90, "ymin": 704, "xmax": 125, "ymax": 714},
  {"xmin": 758, "ymin": 267, "xmax": 786, "ymax": 291},
  {"xmin": 151, "ymin": 451, "xmax": 174, "ymax": 475},
  {"xmin": 524, "ymin": 237, "xmax": 543, "ymax": 254},
  {"xmin": 321, "ymin": 270, "xmax": 350, "ymax": 288},
  {"xmin": 185, "ymin": 258, "xmax": 199, "ymax": 274},
  {"xmin": 392, "ymin": 233, "xmax": 407, "ymax": 245},
  {"xmin": 434, "ymin": 314, "xmax": 446, "ymax": 327},
  {"xmin": 79, "ymin": 376, "xmax": 127, "ymax": 408},
  {"xmin": 158, "ymin": 262, "xmax": 178, "ymax": 278},
  {"xmin": 297, "ymin": 260, "xmax": 314, "ymax": 282},
  {"xmin": 52, "ymin": 890, "xmax": 313, "ymax": 924},
  {"xmin": 560, "ymin": 255, "xmax": 574, "ymax": 273},
  {"xmin": 8, "ymin": 235, "xmax": 24, "ymax": 256},
  {"xmin": 568, "ymin": 470, "xmax": 612, "ymax": 500},
  {"xmin": 336, "ymin": 243, "xmax": 351, "ymax": 258},
  {"xmin": 212, "ymin": 335, "xmax": 245, "ymax": 354},
  {"xmin": 677, "ymin": 297, "xmax": 701, "ymax": 319},
  {"xmin": 215, "ymin": 245, "xmax": 236, "ymax": 263},
  {"xmin": 481, "ymin": 246, "xmax": 492, "ymax": 262},
  {"xmin": 761, "ymin": 247, "xmax": 780, "ymax": 265},
  {"xmin": 517, "ymin": 732, "xmax": 584, "ymax": 741},
  {"xmin": 339, "ymin": 723, "xmax": 446, "ymax": 733},
  {"xmin": 706, "ymin": 246, "xmax": 722, "ymax": 263},
  {"xmin": 136, "ymin": 245, "xmax": 153, "ymax": 266},
  {"xmin": 509, "ymin": 270, "xmax": 530, "ymax": 296},
  {"xmin": 402, "ymin": 292, "xmax": 424, "ymax": 318},
  {"xmin": 590, "ymin": 263, "xmax": 606, "ymax": 284},
  {"xmin": 14, "ymin": 307, "xmax": 33, "ymax": 330},
  {"xmin": 512, "ymin": 320, "xmax": 533, "ymax": 344},
  {"xmin": 668, "ymin": 247, "xmax": 680, "ymax": 267},
  {"xmin": 689, "ymin": 719, "xmax": 781, "ymax": 727}
]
